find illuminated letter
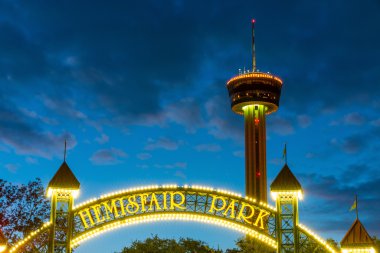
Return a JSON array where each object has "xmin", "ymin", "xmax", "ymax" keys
[
  {"xmin": 118, "ymin": 198, "xmax": 126, "ymax": 216},
  {"xmin": 78, "ymin": 208, "xmax": 95, "ymax": 229},
  {"xmin": 253, "ymin": 209, "xmax": 270, "ymax": 229},
  {"xmin": 139, "ymin": 193, "xmax": 149, "ymax": 212},
  {"xmin": 208, "ymin": 195, "xmax": 227, "ymax": 213},
  {"xmin": 236, "ymin": 203, "xmax": 255, "ymax": 224},
  {"xmin": 170, "ymin": 191, "xmax": 186, "ymax": 210},
  {"xmin": 149, "ymin": 193, "xmax": 162, "ymax": 211},
  {"xmin": 126, "ymin": 195, "xmax": 139, "ymax": 214},
  {"xmin": 102, "ymin": 199, "xmax": 124, "ymax": 220},
  {"xmin": 223, "ymin": 200, "xmax": 237, "ymax": 218},
  {"xmin": 91, "ymin": 204, "xmax": 105, "ymax": 223},
  {"xmin": 162, "ymin": 192, "xmax": 168, "ymax": 210}
]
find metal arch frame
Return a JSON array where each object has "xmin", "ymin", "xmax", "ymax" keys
[
  {"xmin": 7, "ymin": 185, "xmax": 339, "ymax": 253},
  {"xmin": 71, "ymin": 185, "xmax": 278, "ymax": 248},
  {"xmin": 71, "ymin": 212, "xmax": 277, "ymax": 249}
]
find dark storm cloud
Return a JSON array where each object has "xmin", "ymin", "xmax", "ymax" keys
[
  {"xmin": 0, "ymin": 22, "xmax": 46, "ymax": 81},
  {"xmin": 299, "ymin": 169, "xmax": 380, "ymax": 233},
  {"xmin": 0, "ymin": 100, "xmax": 76, "ymax": 158},
  {"xmin": 266, "ymin": 1, "xmax": 380, "ymax": 114},
  {"xmin": 330, "ymin": 134, "xmax": 368, "ymax": 154},
  {"xmin": 1, "ymin": 0, "xmax": 380, "ymax": 152}
]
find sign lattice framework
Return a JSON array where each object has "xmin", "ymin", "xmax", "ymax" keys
[
  {"xmin": 71, "ymin": 185, "xmax": 277, "ymax": 248},
  {"xmin": 7, "ymin": 185, "xmax": 338, "ymax": 253}
]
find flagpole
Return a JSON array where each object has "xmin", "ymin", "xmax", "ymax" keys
[
  {"xmin": 64, "ymin": 139, "xmax": 67, "ymax": 162},
  {"xmin": 285, "ymin": 143, "xmax": 287, "ymax": 164},
  {"xmin": 356, "ymin": 194, "xmax": 359, "ymax": 220}
]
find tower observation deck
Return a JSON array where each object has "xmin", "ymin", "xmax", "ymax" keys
[{"xmin": 226, "ymin": 20, "xmax": 283, "ymax": 203}]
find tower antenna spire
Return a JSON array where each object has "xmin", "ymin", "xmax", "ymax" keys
[{"xmin": 252, "ymin": 18, "xmax": 257, "ymax": 72}]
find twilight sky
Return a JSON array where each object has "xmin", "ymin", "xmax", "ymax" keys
[{"xmin": 1, "ymin": 0, "xmax": 380, "ymax": 251}]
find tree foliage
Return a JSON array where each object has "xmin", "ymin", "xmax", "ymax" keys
[
  {"xmin": 225, "ymin": 237, "xmax": 275, "ymax": 253},
  {"xmin": 118, "ymin": 235, "xmax": 222, "ymax": 253},
  {"xmin": 0, "ymin": 178, "xmax": 49, "ymax": 245}
]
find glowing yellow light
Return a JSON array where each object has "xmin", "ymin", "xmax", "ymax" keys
[
  {"xmin": 227, "ymin": 72, "xmax": 283, "ymax": 86},
  {"xmin": 298, "ymin": 224, "xmax": 337, "ymax": 253},
  {"xmin": 9, "ymin": 222, "xmax": 51, "ymax": 253},
  {"xmin": 0, "ymin": 245, "xmax": 6, "ymax": 252},
  {"xmin": 342, "ymin": 247, "xmax": 376, "ymax": 253},
  {"xmin": 47, "ymin": 188, "xmax": 79, "ymax": 198},
  {"xmin": 73, "ymin": 184, "xmax": 276, "ymax": 211},
  {"xmin": 270, "ymin": 190, "xmax": 303, "ymax": 201},
  {"xmin": 71, "ymin": 213, "xmax": 277, "ymax": 249}
]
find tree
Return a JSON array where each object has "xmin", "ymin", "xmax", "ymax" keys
[
  {"xmin": 0, "ymin": 178, "xmax": 50, "ymax": 245},
  {"xmin": 118, "ymin": 235, "xmax": 222, "ymax": 253},
  {"xmin": 231, "ymin": 237, "xmax": 275, "ymax": 253}
]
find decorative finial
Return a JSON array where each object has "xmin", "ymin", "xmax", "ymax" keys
[
  {"xmin": 64, "ymin": 139, "xmax": 67, "ymax": 162},
  {"xmin": 283, "ymin": 143, "xmax": 287, "ymax": 164},
  {"xmin": 252, "ymin": 18, "xmax": 257, "ymax": 72}
]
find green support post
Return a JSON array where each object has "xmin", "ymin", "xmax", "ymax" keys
[
  {"xmin": 47, "ymin": 161, "xmax": 80, "ymax": 253},
  {"xmin": 270, "ymin": 164, "xmax": 303, "ymax": 253}
]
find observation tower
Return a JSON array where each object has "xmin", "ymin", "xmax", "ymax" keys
[{"xmin": 226, "ymin": 19, "xmax": 283, "ymax": 203}]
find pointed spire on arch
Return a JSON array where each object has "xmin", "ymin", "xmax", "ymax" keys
[
  {"xmin": 47, "ymin": 141, "xmax": 80, "ymax": 198},
  {"xmin": 48, "ymin": 161, "xmax": 80, "ymax": 191},
  {"xmin": 341, "ymin": 219, "xmax": 375, "ymax": 249},
  {"xmin": 270, "ymin": 163, "xmax": 302, "ymax": 192}
]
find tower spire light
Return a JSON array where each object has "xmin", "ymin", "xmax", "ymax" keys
[{"xmin": 252, "ymin": 18, "xmax": 256, "ymax": 72}]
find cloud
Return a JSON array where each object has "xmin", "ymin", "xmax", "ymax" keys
[
  {"xmin": 4, "ymin": 163, "xmax": 18, "ymax": 173},
  {"xmin": 0, "ymin": 102, "xmax": 77, "ymax": 158},
  {"xmin": 194, "ymin": 143, "xmax": 221, "ymax": 152},
  {"xmin": 343, "ymin": 112, "xmax": 366, "ymax": 126},
  {"xmin": 145, "ymin": 137, "xmax": 182, "ymax": 151},
  {"xmin": 205, "ymin": 95, "xmax": 243, "ymax": 141},
  {"xmin": 233, "ymin": 150, "xmax": 244, "ymax": 158},
  {"xmin": 137, "ymin": 153, "xmax": 152, "ymax": 160},
  {"xmin": 305, "ymin": 152, "xmax": 317, "ymax": 159},
  {"xmin": 175, "ymin": 170, "xmax": 187, "ymax": 179},
  {"xmin": 90, "ymin": 148, "xmax": 128, "ymax": 165},
  {"xmin": 95, "ymin": 133, "xmax": 109, "ymax": 144},
  {"xmin": 25, "ymin": 157, "xmax": 38, "ymax": 164},
  {"xmin": 341, "ymin": 164, "xmax": 371, "ymax": 183},
  {"xmin": 19, "ymin": 108, "xmax": 58, "ymax": 125},
  {"xmin": 0, "ymin": 22, "xmax": 47, "ymax": 81},
  {"xmin": 163, "ymin": 98, "xmax": 204, "ymax": 133},
  {"xmin": 370, "ymin": 118, "xmax": 380, "ymax": 127},
  {"xmin": 154, "ymin": 162, "xmax": 187, "ymax": 169},
  {"xmin": 267, "ymin": 115, "xmax": 295, "ymax": 136},
  {"xmin": 298, "ymin": 170, "xmax": 380, "ymax": 233},
  {"xmin": 330, "ymin": 135, "xmax": 367, "ymax": 154},
  {"xmin": 297, "ymin": 114, "xmax": 312, "ymax": 128}
]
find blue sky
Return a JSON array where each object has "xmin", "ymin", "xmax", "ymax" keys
[{"xmin": 1, "ymin": 0, "xmax": 380, "ymax": 251}]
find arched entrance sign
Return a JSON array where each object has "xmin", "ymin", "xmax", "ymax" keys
[
  {"xmin": 7, "ymin": 184, "xmax": 339, "ymax": 253},
  {"xmin": 71, "ymin": 184, "xmax": 277, "ymax": 248}
]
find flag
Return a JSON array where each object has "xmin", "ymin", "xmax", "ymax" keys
[
  {"xmin": 350, "ymin": 199, "xmax": 357, "ymax": 212},
  {"xmin": 283, "ymin": 144, "xmax": 287, "ymax": 160}
]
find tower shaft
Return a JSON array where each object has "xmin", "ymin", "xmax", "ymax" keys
[{"xmin": 244, "ymin": 104, "xmax": 267, "ymax": 202}]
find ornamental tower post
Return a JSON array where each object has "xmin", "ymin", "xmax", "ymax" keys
[
  {"xmin": 47, "ymin": 161, "xmax": 80, "ymax": 253},
  {"xmin": 340, "ymin": 217, "xmax": 377, "ymax": 253},
  {"xmin": 226, "ymin": 20, "xmax": 283, "ymax": 203},
  {"xmin": 0, "ymin": 229, "xmax": 7, "ymax": 253},
  {"xmin": 270, "ymin": 164, "xmax": 303, "ymax": 253}
]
